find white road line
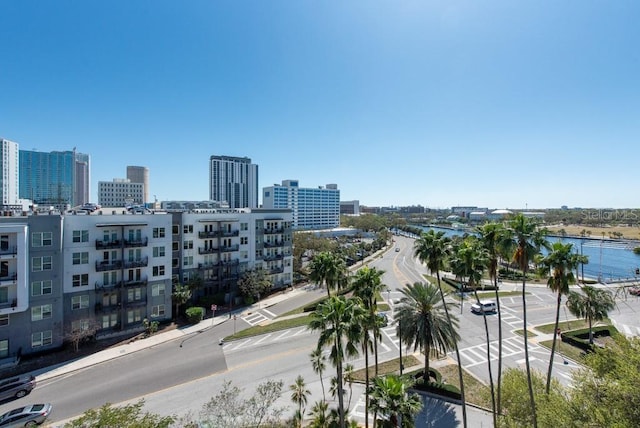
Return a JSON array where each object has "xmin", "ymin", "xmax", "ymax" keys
[
  {"xmin": 275, "ymin": 330, "xmax": 292, "ymax": 340},
  {"xmin": 262, "ymin": 308, "xmax": 277, "ymax": 318},
  {"xmin": 226, "ymin": 339, "xmax": 252, "ymax": 351},
  {"xmin": 253, "ymin": 334, "xmax": 273, "ymax": 345},
  {"xmin": 378, "ymin": 342, "xmax": 391, "ymax": 353},
  {"xmin": 292, "ymin": 327, "xmax": 309, "ymax": 336}
]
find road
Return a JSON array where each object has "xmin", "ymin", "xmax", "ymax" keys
[{"xmin": 2, "ymin": 234, "xmax": 638, "ymax": 426}]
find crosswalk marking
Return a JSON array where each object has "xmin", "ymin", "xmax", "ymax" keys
[{"xmin": 455, "ymin": 336, "xmax": 543, "ymax": 368}]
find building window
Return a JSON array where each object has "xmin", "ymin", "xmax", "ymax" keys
[
  {"xmin": 151, "ymin": 305, "xmax": 165, "ymax": 318},
  {"xmin": 71, "ymin": 319, "xmax": 91, "ymax": 332},
  {"xmin": 72, "ymin": 295, "xmax": 90, "ymax": 310},
  {"xmin": 0, "ymin": 339, "xmax": 7, "ymax": 358},
  {"xmin": 240, "ymin": 222, "xmax": 248, "ymax": 231},
  {"xmin": 183, "ymin": 225, "xmax": 193, "ymax": 234},
  {"xmin": 31, "ymin": 280, "xmax": 53, "ymax": 296},
  {"xmin": 0, "ymin": 287, "xmax": 7, "ymax": 305},
  {"xmin": 153, "ymin": 227, "xmax": 165, "ymax": 238},
  {"xmin": 73, "ymin": 230, "xmax": 89, "ymax": 243},
  {"xmin": 31, "ymin": 304, "xmax": 52, "ymax": 321},
  {"xmin": 153, "ymin": 246, "xmax": 165, "ymax": 257},
  {"xmin": 72, "ymin": 274, "xmax": 89, "ymax": 287},
  {"xmin": 152, "ymin": 283, "xmax": 165, "ymax": 296},
  {"xmin": 183, "ymin": 256, "xmax": 193, "ymax": 267},
  {"xmin": 32, "ymin": 256, "xmax": 53, "ymax": 272},
  {"xmin": 32, "ymin": 232, "xmax": 53, "ymax": 247},
  {"xmin": 102, "ymin": 313, "xmax": 118, "ymax": 329},
  {"xmin": 240, "ymin": 237, "xmax": 248, "ymax": 245},
  {"xmin": 128, "ymin": 309, "xmax": 142, "ymax": 324},
  {"xmin": 128, "ymin": 287, "xmax": 142, "ymax": 301},
  {"xmin": 172, "ymin": 224, "xmax": 179, "ymax": 235},
  {"xmin": 0, "ymin": 314, "xmax": 8, "ymax": 327},
  {"xmin": 172, "ymin": 241, "xmax": 179, "ymax": 251},
  {"xmin": 32, "ymin": 331, "xmax": 53, "ymax": 348},
  {"xmin": 183, "ymin": 240, "xmax": 193, "ymax": 250},
  {"xmin": 72, "ymin": 252, "xmax": 89, "ymax": 265},
  {"xmin": 152, "ymin": 266, "xmax": 165, "ymax": 277}
]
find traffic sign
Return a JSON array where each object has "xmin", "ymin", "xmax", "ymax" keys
[{"xmin": 211, "ymin": 304, "xmax": 217, "ymax": 311}]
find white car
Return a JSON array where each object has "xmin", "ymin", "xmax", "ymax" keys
[{"xmin": 471, "ymin": 300, "xmax": 497, "ymax": 314}]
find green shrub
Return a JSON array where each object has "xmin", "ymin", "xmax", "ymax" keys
[{"xmin": 185, "ymin": 307, "xmax": 205, "ymax": 324}]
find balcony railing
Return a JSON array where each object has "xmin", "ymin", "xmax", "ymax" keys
[
  {"xmin": 0, "ymin": 299, "xmax": 17, "ymax": 310},
  {"xmin": 95, "ymin": 260, "xmax": 123, "ymax": 272},
  {"xmin": 220, "ymin": 245, "xmax": 239, "ymax": 252},
  {"xmin": 124, "ymin": 237, "xmax": 148, "ymax": 248},
  {"xmin": 198, "ymin": 247, "xmax": 218, "ymax": 255},
  {"xmin": 263, "ymin": 253, "xmax": 284, "ymax": 261},
  {"xmin": 0, "ymin": 246, "xmax": 17, "ymax": 256},
  {"xmin": 123, "ymin": 257, "xmax": 148, "ymax": 269},
  {"xmin": 95, "ymin": 302, "xmax": 121, "ymax": 314},
  {"xmin": 269, "ymin": 267, "xmax": 285, "ymax": 274},
  {"xmin": 0, "ymin": 273, "xmax": 17, "ymax": 285},
  {"xmin": 95, "ymin": 281, "xmax": 121, "ymax": 291},
  {"xmin": 124, "ymin": 299, "xmax": 147, "ymax": 308},
  {"xmin": 264, "ymin": 228, "xmax": 284, "ymax": 234},
  {"xmin": 96, "ymin": 239, "xmax": 122, "ymax": 250},
  {"xmin": 198, "ymin": 261, "xmax": 220, "ymax": 269},
  {"xmin": 263, "ymin": 241, "xmax": 284, "ymax": 248},
  {"xmin": 122, "ymin": 277, "xmax": 148, "ymax": 287}
]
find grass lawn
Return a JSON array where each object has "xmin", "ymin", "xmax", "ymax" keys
[
  {"xmin": 350, "ymin": 355, "xmax": 422, "ymax": 382},
  {"xmin": 437, "ymin": 365, "xmax": 492, "ymax": 408},
  {"xmin": 539, "ymin": 339, "xmax": 585, "ymax": 362},
  {"xmin": 513, "ymin": 329, "xmax": 538, "ymax": 338},
  {"xmin": 534, "ymin": 319, "xmax": 610, "ymax": 334},
  {"xmin": 224, "ymin": 315, "xmax": 311, "ymax": 340}
]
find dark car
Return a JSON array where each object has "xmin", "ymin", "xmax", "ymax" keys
[
  {"xmin": 0, "ymin": 376, "xmax": 36, "ymax": 402},
  {"xmin": 0, "ymin": 403, "xmax": 52, "ymax": 427}
]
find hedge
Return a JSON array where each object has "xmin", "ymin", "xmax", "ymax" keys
[
  {"xmin": 560, "ymin": 325, "xmax": 617, "ymax": 353},
  {"xmin": 185, "ymin": 307, "xmax": 205, "ymax": 324},
  {"xmin": 409, "ymin": 368, "xmax": 462, "ymax": 401}
]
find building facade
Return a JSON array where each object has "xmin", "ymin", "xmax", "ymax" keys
[
  {"xmin": 19, "ymin": 149, "xmax": 90, "ymax": 208},
  {"xmin": 262, "ymin": 180, "xmax": 340, "ymax": 230},
  {"xmin": 0, "ymin": 139, "xmax": 20, "ymax": 207},
  {"xmin": 98, "ymin": 179, "xmax": 145, "ymax": 207},
  {"xmin": 209, "ymin": 156, "xmax": 258, "ymax": 209},
  {"xmin": 126, "ymin": 166, "xmax": 149, "ymax": 205}
]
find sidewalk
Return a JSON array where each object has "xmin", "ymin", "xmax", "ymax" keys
[{"xmin": 33, "ymin": 284, "xmax": 315, "ymax": 382}]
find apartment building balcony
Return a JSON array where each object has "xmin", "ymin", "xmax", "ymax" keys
[
  {"xmin": 124, "ymin": 299, "xmax": 147, "ymax": 308},
  {"xmin": 264, "ymin": 228, "xmax": 284, "ymax": 234},
  {"xmin": 122, "ymin": 277, "xmax": 148, "ymax": 287},
  {"xmin": 263, "ymin": 241, "xmax": 284, "ymax": 248},
  {"xmin": 220, "ymin": 245, "xmax": 239, "ymax": 252},
  {"xmin": 269, "ymin": 266, "xmax": 285, "ymax": 274},
  {"xmin": 124, "ymin": 237, "xmax": 148, "ymax": 248},
  {"xmin": 198, "ymin": 247, "xmax": 218, "ymax": 255},
  {"xmin": 0, "ymin": 246, "xmax": 17, "ymax": 259},
  {"xmin": 263, "ymin": 253, "xmax": 284, "ymax": 261},
  {"xmin": 96, "ymin": 260, "xmax": 123, "ymax": 272},
  {"xmin": 221, "ymin": 259, "xmax": 239, "ymax": 266},
  {"xmin": 95, "ymin": 302, "xmax": 121, "ymax": 314},
  {"xmin": 95, "ymin": 281, "xmax": 121, "ymax": 291},
  {"xmin": 0, "ymin": 299, "xmax": 17, "ymax": 310},
  {"xmin": 96, "ymin": 239, "xmax": 122, "ymax": 250},
  {"xmin": 198, "ymin": 230, "xmax": 239, "ymax": 238},
  {"xmin": 123, "ymin": 257, "xmax": 148, "ymax": 269},
  {"xmin": 0, "ymin": 273, "xmax": 17, "ymax": 286},
  {"xmin": 221, "ymin": 273, "xmax": 239, "ymax": 281},
  {"xmin": 198, "ymin": 261, "xmax": 220, "ymax": 269}
]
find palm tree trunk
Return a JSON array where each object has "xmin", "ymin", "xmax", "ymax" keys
[
  {"xmin": 475, "ymin": 289, "xmax": 497, "ymax": 427},
  {"xmin": 546, "ymin": 292, "xmax": 562, "ymax": 394},
  {"xmin": 424, "ymin": 342, "xmax": 430, "ymax": 380},
  {"xmin": 522, "ymin": 274, "xmax": 538, "ymax": 428},
  {"xmin": 494, "ymin": 272, "xmax": 503, "ymax": 416},
  {"xmin": 588, "ymin": 315, "xmax": 594, "ymax": 344},
  {"xmin": 364, "ymin": 339, "xmax": 370, "ymax": 428},
  {"xmin": 337, "ymin": 354, "xmax": 346, "ymax": 428},
  {"xmin": 436, "ymin": 270, "xmax": 467, "ymax": 427}
]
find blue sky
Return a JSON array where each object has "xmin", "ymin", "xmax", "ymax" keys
[{"xmin": 1, "ymin": 1, "xmax": 638, "ymax": 209}]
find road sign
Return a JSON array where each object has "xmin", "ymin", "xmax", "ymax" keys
[{"xmin": 211, "ymin": 304, "xmax": 217, "ymax": 311}]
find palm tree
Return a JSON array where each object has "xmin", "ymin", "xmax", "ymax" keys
[
  {"xmin": 368, "ymin": 374, "xmax": 423, "ymax": 428},
  {"xmin": 308, "ymin": 400, "xmax": 330, "ymax": 428},
  {"xmin": 309, "ymin": 295, "xmax": 366, "ymax": 428},
  {"xmin": 476, "ymin": 221, "xmax": 507, "ymax": 415},
  {"xmin": 413, "ymin": 230, "xmax": 467, "ymax": 427},
  {"xmin": 455, "ymin": 237, "xmax": 496, "ymax": 427},
  {"xmin": 395, "ymin": 282, "xmax": 459, "ymax": 381},
  {"xmin": 352, "ymin": 266, "xmax": 386, "ymax": 375},
  {"xmin": 541, "ymin": 241, "xmax": 577, "ymax": 394},
  {"xmin": 171, "ymin": 282, "xmax": 192, "ymax": 320},
  {"xmin": 566, "ymin": 286, "xmax": 616, "ymax": 345},
  {"xmin": 508, "ymin": 213, "xmax": 549, "ymax": 428},
  {"xmin": 308, "ymin": 251, "xmax": 348, "ymax": 297},
  {"xmin": 310, "ymin": 347, "xmax": 327, "ymax": 401},
  {"xmin": 290, "ymin": 375, "xmax": 311, "ymax": 428},
  {"xmin": 344, "ymin": 364, "xmax": 355, "ymax": 410}
]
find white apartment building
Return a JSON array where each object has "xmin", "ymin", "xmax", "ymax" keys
[
  {"xmin": 98, "ymin": 178, "xmax": 145, "ymax": 207},
  {"xmin": 262, "ymin": 180, "xmax": 340, "ymax": 230},
  {"xmin": 0, "ymin": 138, "xmax": 20, "ymax": 206}
]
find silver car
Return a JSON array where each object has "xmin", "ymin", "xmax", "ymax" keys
[
  {"xmin": 0, "ymin": 375, "xmax": 36, "ymax": 401},
  {"xmin": 0, "ymin": 403, "xmax": 52, "ymax": 427}
]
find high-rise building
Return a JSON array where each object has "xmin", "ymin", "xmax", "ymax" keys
[
  {"xmin": 209, "ymin": 155, "xmax": 258, "ymax": 209},
  {"xmin": 19, "ymin": 149, "xmax": 91, "ymax": 208},
  {"xmin": 262, "ymin": 180, "xmax": 340, "ymax": 230},
  {"xmin": 98, "ymin": 179, "xmax": 144, "ymax": 207},
  {"xmin": 0, "ymin": 138, "xmax": 20, "ymax": 206},
  {"xmin": 126, "ymin": 166, "xmax": 149, "ymax": 204}
]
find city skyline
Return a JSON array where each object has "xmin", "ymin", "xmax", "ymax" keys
[{"xmin": 1, "ymin": 1, "xmax": 638, "ymax": 209}]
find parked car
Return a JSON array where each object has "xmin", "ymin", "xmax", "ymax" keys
[
  {"xmin": 0, "ymin": 375, "xmax": 36, "ymax": 401},
  {"xmin": 395, "ymin": 247, "xmax": 400, "ymax": 252},
  {"xmin": 629, "ymin": 286, "xmax": 640, "ymax": 296},
  {"xmin": 471, "ymin": 300, "xmax": 497, "ymax": 314},
  {"xmin": 377, "ymin": 312, "xmax": 389, "ymax": 327},
  {"xmin": 0, "ymin": 403, "xmax": 52, "ymax": 427}
]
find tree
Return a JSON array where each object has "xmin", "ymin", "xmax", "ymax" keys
[
  {"xmin": 238, "ymin": 268, "xmax": 272, "ymax": 304},
  {"xmin": 508, "ymin": 213, "xmax": 549, "ymax": 428},
  {"xmin": 476, "ymin": 221, "xmax": 507, "ymax": 415},
  {"xmin": 395, "ymin": 282, "xmax": 459, "ymax": 381},
  {"xmin": 171, "ymin": 282, "xmax": 192, "ymax": 319},
  {"xmin": 541, "ymin": 241, "xmax": 576, "ymax": 394},
  {"xmin": 343, "ymin": 363, "xmax": 355, "ymax": 410},
  {"xmin": 63, "ymin": 400, "xmax": 175, "ymax": 428},
  {"xmin": 308, "ymin": 251, "xmax": 348, "ymax": 297},
  {"xmin": 308, "ymin": 296, "xmax": 366, "ymax": 428},
  {"xmin": 413, "ymin": 229, "xmax": 467, "ymax": 427},
  {"xmin": 290, "ymin": 375, "xmax": 311, "ymax": 428},
  {"xmin": 199, "ymin": 379, "xmax": 285, "ymax": 428},
  {"xmin": 368, "ymin": 374, "xmax": 423, "ymax": 428},
  {"xmin": 65, "ymin": 320, "xmax": 100, "ymax": 353},
  {"xmin": 352, "ymin": 266, "xmax": 386, "ymax": 428},
  {"xmin": 566, "ymin": 286, "xmax": 616, "ymax": 345},
  {"xmin": 310, "ymin": 347, "xmax": 327, "ymax": 401}
]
